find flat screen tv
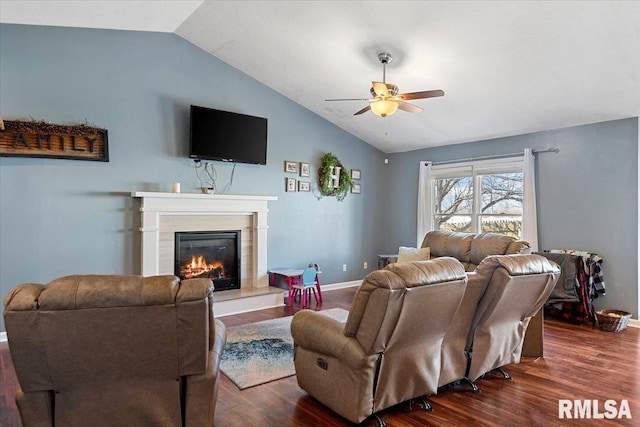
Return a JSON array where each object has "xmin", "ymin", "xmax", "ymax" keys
[{"xmin": 189, "ymin": 105, "xmax": 268, "ymax": 165}]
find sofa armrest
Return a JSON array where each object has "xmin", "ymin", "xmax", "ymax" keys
[
  {"xmin": 15, "ymin": 389, "xmax": 54, "ymax": 427},
  {"xmin": 183, "ymin": 319, "xmax": 226, "ymax": 426},
  {"xmin": 3, "ymin": 283, "xmax": 45, "ymax": 311},
  {"xmin": 291, "ymin": 310, "xmax": 366, "ymax": 369},
  {"xmin": 177, "ymin": 278, "xmax": 213, "ymax": 302},
  {"xmin": 183, "ymin": 349, "xmax": 219, "ymax": 427}
]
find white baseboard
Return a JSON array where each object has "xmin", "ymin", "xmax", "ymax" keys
[
  {"xmin": 320, "ymin": 280, "xmax": 361, "ymax": 292},
  {"xmin": 628, "ymin": 318, "xmax": 639, "ymax": 328},
  {"xmin": 0, "ymin": 331, "xmax": 6, "ymax": 343},
  {"xmin": 214, "ymin": 290, "xmax": 285, "ymax": 318}
]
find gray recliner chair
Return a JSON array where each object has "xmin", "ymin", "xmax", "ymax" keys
[
  {"xmin": 291, "ymin": 257, "xmax": 467, "ymax": 425},
  {"xmin": 3, "ymin": 274, "xmax": 227, "ymax": 427}
]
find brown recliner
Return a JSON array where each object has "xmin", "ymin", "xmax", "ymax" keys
[
  {"xmin": 291, "ymin": 257, "xmax": 467, "ymax": 424},
  {"xmin": 3, "ymin": 274, "xmax": 227, "ymax": 427},
  {"xmin": 438, "ymin": 254, "xmax": 560, "ymax": 390},
  {"xmin": 421, "ymin": 230, "xmax": 546, "ymax": 375},
  {"xmin": 438, "ymin": 269, "xmax": 491, "ymax": 390},
  {"xmin": 466, "ymin": 254, "xmax": 560, "ymax": 381}
]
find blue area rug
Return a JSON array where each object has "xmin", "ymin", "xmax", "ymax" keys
[{"xmin": 220, "ymin": 308, "xmax": 349, "ymax": 389}]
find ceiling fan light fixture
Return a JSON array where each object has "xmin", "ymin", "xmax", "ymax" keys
[
  {"xmin": 370, "ymin": 99, "xmax": 398, "ymax": 117},
  {"xmin": 325, "ymin": 51, "xmax": 444, "ymax": 117}
]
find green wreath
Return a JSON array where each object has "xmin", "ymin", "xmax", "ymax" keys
[{"xmin": 318, "ymin": 152, "xmax": 353, "ymax": 201}]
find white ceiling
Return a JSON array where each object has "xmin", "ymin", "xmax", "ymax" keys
[{"xmin": 2, "ymin": 1, "xmax": 639, "ymax": 153}]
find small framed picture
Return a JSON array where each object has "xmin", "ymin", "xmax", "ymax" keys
[
  {"xmin": 286, "ymin": 177, "xmax": 297, "ymax": 192},
  {"xmin": 298, "ymin": 181, "xmax": 311, "ymax": 192},
  {"xmin": 284, "ymin": 161, "xmax": 299, "ymax": 174},
  {"xmin": 351, "ymin": 183, "xmax": 361, "ymax": 194},
  {"xmin": 351, "ymin": 169, "xmax": 361, "ymax": 180},
  {"xmin": 300, "ymin": 162, "xmax": 310, "ymax": 177}
]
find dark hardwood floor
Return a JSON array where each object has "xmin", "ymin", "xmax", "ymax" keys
[{"xmin": 2, "ymin": 287, "xmax": 638, "ymax": 426}]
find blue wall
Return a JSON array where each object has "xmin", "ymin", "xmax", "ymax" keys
[
  {"xmin": 1, "ymin": 24, "xmax": 638, "ymax": 333},
  {"xmin": 385, "ymin": 118, "xmax": 639, "ymax": 318},
  {"xmin": 0, "ymin": 24, "xmax": 386, "ymax": 331}
]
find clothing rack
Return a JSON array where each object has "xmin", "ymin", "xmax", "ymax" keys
[
  {"xmin": 429, "ymin": 147, "xmax": 558, "ymax": 166},
  {"xmin": 538, "ymin": 249, "xmax": 605, "ymax": 325}
]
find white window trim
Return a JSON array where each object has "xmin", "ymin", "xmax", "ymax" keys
[{"xmin": 426, "ymin": 156, "xmax": 524, "ymax": 234}]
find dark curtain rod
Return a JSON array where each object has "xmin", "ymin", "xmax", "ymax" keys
[{"xmin": 429, "ymin": 147, "xmax": 559, "ymax": 166}]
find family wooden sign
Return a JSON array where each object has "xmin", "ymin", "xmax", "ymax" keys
[{"xmin": 0, "ymin": 120, "xmax": 109, "ymax": 161}]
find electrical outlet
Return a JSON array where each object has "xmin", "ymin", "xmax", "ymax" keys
[
  {"xmin": 364, "ymin": 262, "xmax": 368, "ymax": 269},
  {"xmin": 342, "ymin": 264, "xmax": 347, "ymax": 272}
]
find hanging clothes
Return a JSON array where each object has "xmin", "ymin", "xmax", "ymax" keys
[
  {"xmin": 539, "ymin": 249, "xmax": 606, "ymax": 325},
  {"xmin": 549, "ymin": 249, "xmax": 606, "ymax": 297}
]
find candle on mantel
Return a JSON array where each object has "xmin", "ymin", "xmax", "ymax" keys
[{"xmin": 172, "ymin": 182, "xmax": 181, "ymax": 193}]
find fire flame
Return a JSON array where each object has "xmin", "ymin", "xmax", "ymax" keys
[{"xmin": 180, "ymin": 255, "xmax": 225, "ymax": 280}]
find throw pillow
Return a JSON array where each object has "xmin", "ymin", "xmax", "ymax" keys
[{"xmin": 397, "ymin": 246, "xmax": 431, "ymax": 263}]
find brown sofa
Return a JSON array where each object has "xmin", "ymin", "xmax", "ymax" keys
[
  {"xmin": 420, "ymin": 230, "xmax": 531, "ymax": 271},
  {"xmin": 420, "ymin": 231, "xmax": 546, "ymax": 354},
  {"xmin": 291, "ymin": 257, "xmax": 468, "ymax": 424},
  {"xmin": 466, "ymin": 255, "xmax": 559, "ymax": 381},
  {"xmin": 3, "ymin": 274, "xmax": 227, "ymax": 427},
  {"xmin": 291, "ymin": 254, "xmax": 559, "ymax": 424},
  {"xmin": 291, "ymin": 254, "xmax": 559, "ymax": 425},
  {"xmin": 417, "ymin": 231, "xmax": 534, "ymax": 388},
  {"xmin": 438, "ymin": 253, "xmax": 559, "ymax": 389}
]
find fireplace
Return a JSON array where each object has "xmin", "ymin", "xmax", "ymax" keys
[
  {"xmin": 133, "ymin": 192, "xmax": 277, "ymax": 293},
  {"xmin": 174, "ymin": 231, "xmax": 241, "ymax": 292}
]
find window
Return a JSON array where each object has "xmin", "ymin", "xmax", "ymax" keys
[{"xmin": 429, "ymin": 158, "xmax": 524, "ymax": 238}]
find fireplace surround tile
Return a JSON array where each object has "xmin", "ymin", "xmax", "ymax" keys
[{"xmin": 132, "ymin": 192, "xmax": 277, "ymax": 291}]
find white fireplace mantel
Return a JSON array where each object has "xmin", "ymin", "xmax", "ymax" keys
[{"xmin": 131, "ymin": 192, "xmax": 277, "ymax": 289}]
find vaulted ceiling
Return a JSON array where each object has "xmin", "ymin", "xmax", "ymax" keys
[{"xmin": 2, "ymin": 1, "xmax": 639, "ymax": 153}]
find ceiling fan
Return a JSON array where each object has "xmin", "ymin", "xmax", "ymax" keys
[{"xmin": 326, "ymin": 52, "xmax": 444, "ymax": 117}]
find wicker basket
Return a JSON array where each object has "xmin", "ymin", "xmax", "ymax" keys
[{"xmin": 596, "ymin": 309, "xmax": 632, "ymax": 332}]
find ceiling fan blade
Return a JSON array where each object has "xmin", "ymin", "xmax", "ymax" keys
[
  {"xmin": 398, "ymin": 89, "xmax": 445, "ymax": 100},
  {"xmin": 397, "ymin": 101, "xmax": 423, "ymax": 114},
  {"xmin": 353, "ymin": 105, "xmax": 371, "ymax": 116},
  {"xmin": 372, "ymin": 81, "xmax": 389, "ymax": 97},
  {"xmin": 325, "ymin": 98, "xmax": 370, "ymax": 101}
]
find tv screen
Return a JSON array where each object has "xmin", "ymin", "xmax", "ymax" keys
[{"xmin": 189, "ymin": 105, "xmax": 268, "ymax": 165}]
